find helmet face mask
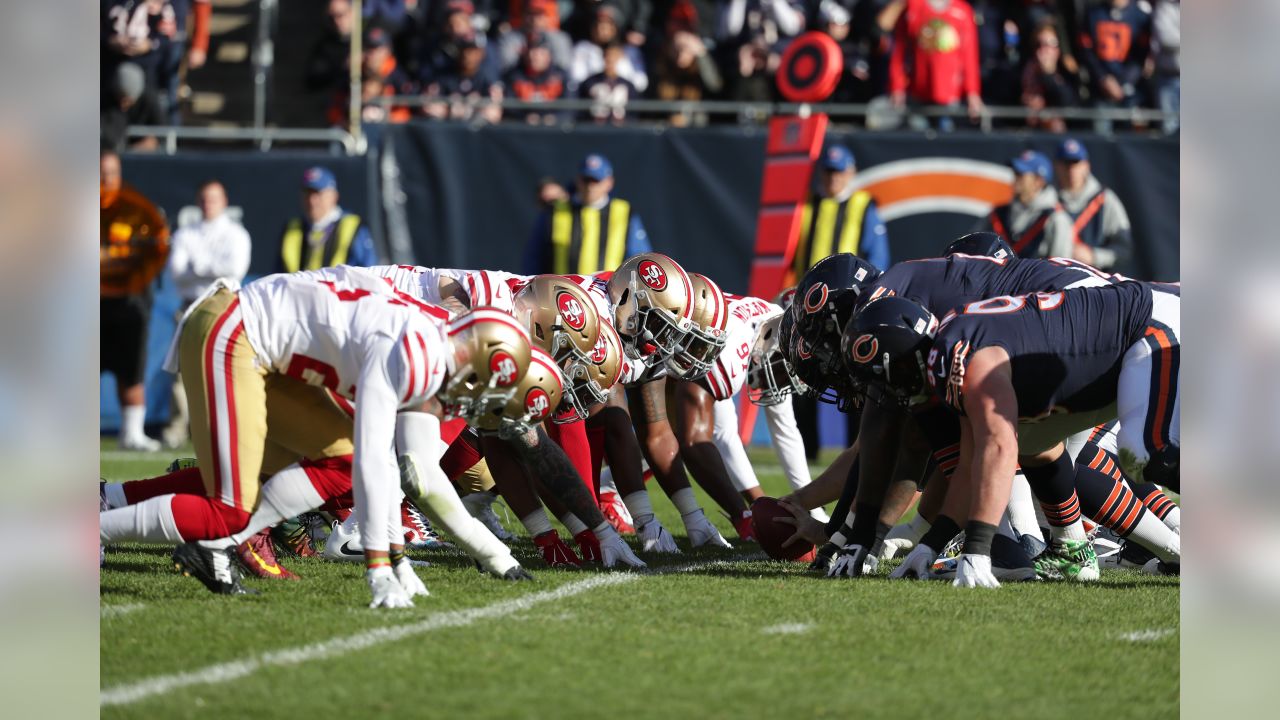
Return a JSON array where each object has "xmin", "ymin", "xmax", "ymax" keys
[
  {"xmin": 557, "ymin": 320, "xmax": 623, "ymax": 422},
  {"xmin": 471, "ymin": 347, "xmax": 565, "ymax": 437},
  {"xmin": 747, "ymin": 315, "xmax": 803, "ymax": 406},
  {"xmin": 842, "ymin": 297, "xmax": 939, "ymax": 407},
  {"xmin": 607, "ymin": 254, "xmax": 694, "ymax": 367},
  {"xmin": 439, "ymin": 307, "xmax": 532, "ymax": 425},
  {"xmin": 668, "ymin": 272, "xmax": 728, "ymax": 380}
]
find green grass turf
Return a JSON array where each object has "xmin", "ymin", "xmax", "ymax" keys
[{"xmin": 99, "ymin": 440, "xmax": 1178, "ymax": 719}]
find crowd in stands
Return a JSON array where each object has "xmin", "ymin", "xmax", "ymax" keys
[{"xmin": 100, "ymin": 0, "xmax": 1179, "ymax": 137}]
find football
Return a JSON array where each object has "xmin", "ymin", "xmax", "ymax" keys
[{"xmin": 751, "ymin": 496, "xmax": 817, "ymax": 562}]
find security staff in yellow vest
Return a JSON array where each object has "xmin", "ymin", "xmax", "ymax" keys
[
  {"xmin": 523, "ymin": 153, "xmax": 651, "ymax": 275},
  {"xmin": 277, "ymin": 166, "xmax": 377, "ymax": 273},
  {"xmin": 792, "ymin": 145, "xmax": 891, "ymax": 282}
]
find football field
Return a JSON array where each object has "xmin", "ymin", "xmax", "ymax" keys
[{"xmin": 100, "ymin": 444, "xmax": 1179, "ymax": 719}]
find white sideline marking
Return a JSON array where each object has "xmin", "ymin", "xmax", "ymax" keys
[
  {"xmin": 761, "ymin": 622, "xmax": 814, "ymax": 636},
  {"xmin": 1117, "ymin": 628, "xmax": 1176, "ymax": 643},
  {"xmin": 101, "ymin": 555, "xmax": 762, "ymax": 707},
  {"xmin": 101, "ymin": 604, "xmax": 145, "ymax": 619}
]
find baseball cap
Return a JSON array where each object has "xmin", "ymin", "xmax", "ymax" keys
[
  {"xmin": 302, "ymin": 166, "xmax": 338, "ymax": 191},
  {"xmin": 1056, "ymin": 138, "xmax": 1089, "ymax": 163},
  {"xmin": 819, "ymin": 145, "xmax": 855, "ymax": 172},
  {"xmin": 364, "ymin": 25, "xmax": 392, "ymax": 49},
  {"xmin": 1010, "ymin": 150, "xmax": 1051, "ymax": 181},
  {"xmin": 596, "ymin": 4, "xmax": 624, "ymax": 25},
  {"xmin": 579, "ymin": 154, "xmax": 613, "ymax": 181}
]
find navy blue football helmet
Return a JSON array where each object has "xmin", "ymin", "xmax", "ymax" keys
[{"xmin": 943, "ymin": 232, "xmax": 1014, "ymax": 260}]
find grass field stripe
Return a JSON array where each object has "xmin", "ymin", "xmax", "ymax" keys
[
  {"xmin": 101, "ymin": 603, "xmax": 145, "ymax": 619},
  {"xmin": 1117, "ymin": 628, "xmax": 1176, "ymax": 643},
  {"xmin": 760, "ymin": 622, "xmax": 814, "ymax": 635}
]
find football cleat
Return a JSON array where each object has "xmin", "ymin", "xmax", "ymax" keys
[
  {"xmin": 461, "ymin": 492, "xmax": 515, "ymax": 542},
  {"xmin": 1142, "ymin": 558, "xmax": 1180, "ymax": 576},
  {"xmin": 1033, "ymin": 538, "xmax": 1101, "ymax": 582},
  {"xmin": 236, "ymin": 529, "xmax": 299, "ymax": 580},
  {"xmin": 599, "ymin": 491, "xmax": 635, "ymax": 535},
  {"xmin": 502, "ymin": 566, "xmax": 535, "ymax": 581},
  {"xmin": 684, "ymin": 510, "xmax": 732, "ymax": 549},
  {"xmin": 119, "ymin": 434, "xmax": 161, "ymax": 452},
  {"xmin": 172, "ymin": 542, "xmax": 259, "ymax": 595},
  {"xmin": 533, "ymin": 530, "xmax": 582, "ymax": 568},
  {"xmin": 808, "ymin": 542, "xmax": 839, "ymax": 573},
  {"xmin": 1117, "ymin": 537, "xmax": 1157, "ymax": 568},
  {"xmin": 638, "ymin": 519, "xmax": 681, "ymax": 554},
  {"xmin": 931, "ymin": 535, "xmax": 1036, "ymax": 582},
  {"xmin": 367, "ymin": 566, "xmax": 414, "ymax": 609},
  {"xmin": 403, "ymin": 503, "xmax": 453, "ymax": 550},
  {"xmin": 271, "ymin": 515, "xmax": 321, "ymax": 559},
  {"xmin": 322, "ymin": 518, "xmax": 367, "ymax": 563},
  {"xmin": 573, "ymin": 529, "xmax": 603, "ymax": 563}
]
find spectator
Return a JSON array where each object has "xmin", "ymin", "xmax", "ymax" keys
[
  {"xmin": 524, "ymin": 153, "xmax": 650, "ymax": 275},
  {"xmin": 161, "ymin": 180, "xmax": 252, "ymax": 447},
  {"xmin": 101, "ymin": 63, "xmax": 164, "ymax": 153},
  {"xmin": 579, "ymin": 42, "xmax": 639, "ymax": 124},
  {"xmin": 278, "ymin": 167, "xmax": 378, "ymax": 273},
  {"xmin": 364, "ymin": 24, "xmax": 419, "ymax": 95},
  {"xmin": 1151, "ymin": 0, "xmax": 1179, "ymax": 134},
  {"xmin": 508, "ymin": 0, "xmax": 563, "ymax": 31},
  {"xmin": 1021, "ymin": 20, "xmax": 1080, "ymax": 133},
  {"xmin": 969, "ymin": 0, "xmax": 1021, "ymax": 108},
  {"xmin": 327, "ymin": 25, "xmax": 416, "ymax": 126},
  {"xmin": 504, "ymin": 34, "xmax": 568, "ymax": 124},
  {"xmin": 100, "ymin": 149, "xmax": 170, "ymax": 451},
  {"xmin": 536, "ymin": 176, "xmax": 569, "ymax": 209},
  {"xmin": 715, "ymin": 0, "xmax": 805, "ymax": 102},
  {"xmin": 419, "ymin": 1, "xmax": 503, "ymax": 84},
  {"xmin": 888, "ymin": 0, "xmax": 983, "ymax": 131},
  {"xmin": 102, "ymin": 1, "xmax": 175, "ymax": 108},
  {"xmin": 976, "ymin": 150, "xmax": 1073, "ymax": 259},
  {"xmin": 423, "ymin": 35, "xmax": 505, "ymax": 123},
  {"xmin": 1078, "ymin": 0, "xmax": 1151, "ymax": 133},
  {"xmin": 569, "ymin": 5, "xmax": 649, "ymax": 94},
  {"xmin": 363, "ymin": 0, "xmax": 411, "ymax": 32},
  {"xmin": 497, "ymin": 0, "xmax": 574, "ymax": 73},
  {"xmin": 566, "ymin": 0, "xmax": 651, "ymax": 47},
  {"xmin": 156, "ymin": 1, "xmax": 213, "ymax": 124},
  {"xmin": 305, "ymin": 0, "xmax": 357, "ymax": 93},
  {"xmin": 792, "ymin": 144, "xmax": 890, "ymax": 281},
  {"xmin": 652, "ymin": 29, "xmax": 722, "ymax": 126},
  {"xmin": 1053, "ymin": 138, "xmax": 1133, "ymax": 271}
]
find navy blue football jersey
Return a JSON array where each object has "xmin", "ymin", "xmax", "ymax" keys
[
  {"xmin": 925, "ymin": 281, "xmax": 1154, "ymax": 419},
  {"xmin": 860, "ymin": 255, "xmax": 1114, "ymax": 319}
]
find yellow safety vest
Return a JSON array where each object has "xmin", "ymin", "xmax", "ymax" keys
[
  {"xmin": 793, "ymin": 191, "xmax": 873, "ymax": 277},
  {"xmin": 280, "ymin": 214, "xmax": 362, "ymax": 273},
  {"xmin": 550, "ymin": 198, "xmax": 631, "ymax": 275}
]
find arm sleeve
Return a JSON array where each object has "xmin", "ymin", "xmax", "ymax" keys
[
  {"xmin": 190, "ymin": 0, "xmax": 212, "ymax": 53},
  {"xmin": 347, "ymin": 226, "xmax": 379, "ymax": 267},
  {"xmin": 627, "ymin": 214, "xmax": 652, "ymax": 255},
  {"xmin": 888, "ymin": 13, "xmax": 910, "ymax": 94},
  {"xmin": 352, "ymin": 338, "xmax": 404, "ymax": 553},
  {"xmin": 861, "ymin": 202, "xmax": 891, "ymax": 270},
  {"xmin": 962, "ymin": 8, "xmax": 981, "ymax": 97},
  {"xmin": 763, "ymin": 399, "xmax": 814, "ymax": 492},
  {"xmin": 711, "ymin": 398, "xmax": 761, "ymax": 494}
]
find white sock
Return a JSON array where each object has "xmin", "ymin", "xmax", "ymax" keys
[
  {"xmin": 1126, "ymin": 511, "xmax": 1181, "ymax": 563},
  {"xmin": 120, "ymin": 404, "xmax": 147, "ymax": 440},
  {"xmin": 100, "ymin": 495, "xmax": 184, "ymax": 543},
  {"xmin": 354, "ymin": 474, "xmax": 393, "ymax": 554},
  {"xmin": 903, "ymin": 514, "xmax": 931, "ymax": 543},
  {"xmin": 228, "ymin": 464, "xmax": 324, "ymax": 545},
  {"xmin": 1051, "ymin": 519, "xmax": 1088, "ymax": 543},
  {"xmin": 104, "ymin": 482, "xmax": 128, "ymax": 509},
  {"xmin": 559, "ymin": 513, "xmax": 588, "ymax": 537},
  {"xmin": 599, "ymin": 466, "xmax": 618, "ymax": 495},
  {"xmin": 1007, "ymin": 473, "xmax": 1042, "ymax": 540},
  {"xmin": 521, "ymin": 509, "xmax": 554, "ymax": 537},
  {"xmin": 1162, "ymin": 505, "xmax": 1180, "ymax": 534},
  {"xmin": 622, "ymin": 490, "xmax": 656, "ymax": 527},
  {"xmin": 670, "ymin": 487, "xmax": 701, "ymax": 518}
]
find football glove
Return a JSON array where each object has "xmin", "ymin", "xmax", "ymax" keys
[
  {"xmin": 889, "ymin": 543, "xmax": 937, "ymax": 580},
  {"xmin": 827, "ymin": 544, "xmax": 879, "ymax": 578},
  {"xmin": 367, "ymin": 566, "xmax": 414, "ymax": 609},
  {"xmin": 393, "ymin": 558, "xmax": 431, "ymax": 598},
  {"xmin": 684, "ymin": 510, "xmax": 732, "ymax": 549},
  {"xmin": 808, "ymin": 542, "xmax": 839, "ymax": 573},
  {"xmin": 595, "ymin": 525, "xmax": 647, "ymax": 569},
  {"xmin": 573, "ymin": 529, "xmax": 603, "ymax": 563},
  {"xmin": 638, "ymin": 520, "xmax": 681, "ymax": 554},
  {"xmin": 533, "ymin": 530, "xmax": 582, "ymax": 568},
  {"xmin": 953, "ymin": 553, "xmax": 1001, "ymax": 589}
]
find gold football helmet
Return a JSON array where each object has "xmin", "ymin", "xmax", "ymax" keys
[
  {"xmin": 558, "ymin": 319, "xmax": 624, "ymax": 421},
  {"xmin": 668, "ymin": 272, "xmax": 729, "ymax": 379},
  {"xmin": 470, "ymin": 346, "xmax": 564, "ymax": 436},
  {"xmin": 747, "ymin": 314, "xmax": 805, "ymax": 406},
  {"xmin": 606, "ymin": 252, "xmax": 694, "ymax": 367},
  {"xmin": 512, "ymin": 275, "xmax": 601, "ymax": 365},
  {"xmin": 439, "ymin": 306, "xmax": 533, "ymax": 424}
]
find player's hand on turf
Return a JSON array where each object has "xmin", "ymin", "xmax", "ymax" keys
[
  {"xmin": 953, "ymin": 554, "xmax": 1001, "ymax": 589},
  {"xmin": 596, "ymin": 526, "xmax": 647, "ymax": 568},
  {"xmin": 533, "ymin": 530, "xmax": 582, "ymax": 568},
  {"xmin": 807, "ymin": 542, "xmax": 838, "ymax": 573},
  {"xmin": 573, "ymin": 530, "xmax": 603, "ymax": 563},
  {"xmin": 639, "ymin": 520, "xmax": 681, "ymax": 554},
  {"xmin": 889, "ymin": 543, "xmax": 937, "ymax": 580},
  {"xmin": 775, "ymin": 499, "xmax": 829, "ymax": 548},
  {"xmin": 684, "ymin": 510, "xmax": 733, "ymax": 549},
  {"xmin": 367, "ymin": 566, "xmax": 415, "ymax": 609},
  {"xmin": 393, "ymin": 558, "xmax": 431, "ymax": 598},
  {"xmin": 827, "ymin": 543, "xmax": 870, "ymax": 578},
  {"xmin": 879, "ymin": 524, "xmax": 917, "ymax": 560}
]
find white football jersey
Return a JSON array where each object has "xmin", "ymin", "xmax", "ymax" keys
[
  {"xmin": 238, "ymin": 273, "xmax": 451, "ymax": 408},
  {"xmin": 702, "ymin": 295, "xmax": 783, "ymax": 401}
]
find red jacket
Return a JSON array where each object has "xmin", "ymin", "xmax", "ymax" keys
[{"xmin": 889, "ymin": 0, "xmax": 981, "ymax": 105}]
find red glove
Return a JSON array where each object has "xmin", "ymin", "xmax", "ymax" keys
[
  {"xmin": 734, "ymin": 510, "xmax": 756, "ymax": 542},
  {"xmin": 573, "ymin": 530, "xmax": 602, "ymax": 562},
  {"xmin": 533, "ymin": 530, "xmax": 582, "ymax": 568}
]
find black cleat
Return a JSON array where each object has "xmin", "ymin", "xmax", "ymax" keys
[
  {"xmin": 502, "ymin": 566, "xmax": 535, "ymax": 582},
  {"xmin": 172, "ymin": 543, "xmax": 260, "ymax": 595},
  {"xmin": 807, "ymin": 543, "xmax": 838, "ymax": 574}
]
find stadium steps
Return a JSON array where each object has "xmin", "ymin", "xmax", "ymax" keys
[{"xmin": 182, "ymin": 0, "xmax": 260, "ymax": 127}]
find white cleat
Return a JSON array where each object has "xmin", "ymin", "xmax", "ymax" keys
[
  {"xmin": 462, "ymin": 493, "xmax": 515, "ymax": 542},
  {"xmin": 638, "ymin": 520, "xmax": 681, "ymax": 554},
  {"xmin": 683, "ymin": 510, "xmax": 732, "ymax": 549},
  {"xmin": 393, "ymin": 558, "xmax": 431, "ymax": 598},
  {"xmin": 367, "ymin": 566, "xmax": 414, "ymax": 609},
  {"xmin": 119, "ymin": 434, "xmax": 161, "ymax": 452},
  {"xmin": 322, "ymin": 518, "xmax": 367, "ymax": 563}
]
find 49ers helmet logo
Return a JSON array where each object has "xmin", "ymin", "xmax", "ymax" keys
[
  {"xmin": 525, "ymin": 388, "xmax": 551, "ymax": 419},
  {"xmin": 637, "ymin": 260, "xmax": 668, "ymax": 291},
  {"xmin": 589, "ymin": 336, "xmax": 609, "ymax": 364},
  {"xmin": 490, "ymin": 351, "xmax": 519, "ymax": 387},
  {"xmin": 803, "ymin": 283, "xmax": 829, "ymax": 314},
  {"xmin": 850, "ymin": 334, "xmax": 879, "ymax": 364},
  {"xmin": 556, "ymin": 291, "xmax": 588, "ymax": 331}
]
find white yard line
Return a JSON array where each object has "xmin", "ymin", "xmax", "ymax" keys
[
  {"xmin": 1117, "ymin": 628, "xmax": 1177, "ymax": 643},
  {"xmin": 101, "ymin": 554, "xmax": 765, "ymax": 707},
  {"xmin": 101, "ymin": 603, "xmax": 145, "ymax": 619},
  {"xmin": 760, "ymin": 622, "xmax": 814, "ymax": 636}
]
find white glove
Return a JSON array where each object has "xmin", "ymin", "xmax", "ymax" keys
[
  {"xmin": 683, "ymin": 510, "xmax": 732, "ymax": 549},
  {"xmin": 889, "ymin": 543, "xmax": 937, "ymax": 580},
  {"xmin": 596, "ymin": 526, "xmax": 647, "ymax": 568},
  {"xmin": 827, "ymin": 543, "xmax": 870, "ymax": 578},
  {"xmin": 639, "ymin": 520, "xmax": 681, "ymax": 554},
  {"xmin": 953, "ymin": 553, "xmax": 1001, "ymax": 589},
  {"xmin": 367, "ymin": 565, "xmax": 414, "ymax": 608},
  {"xmin": 393, "ymin": 558, "xmax": 431, "ymax": 598}
]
